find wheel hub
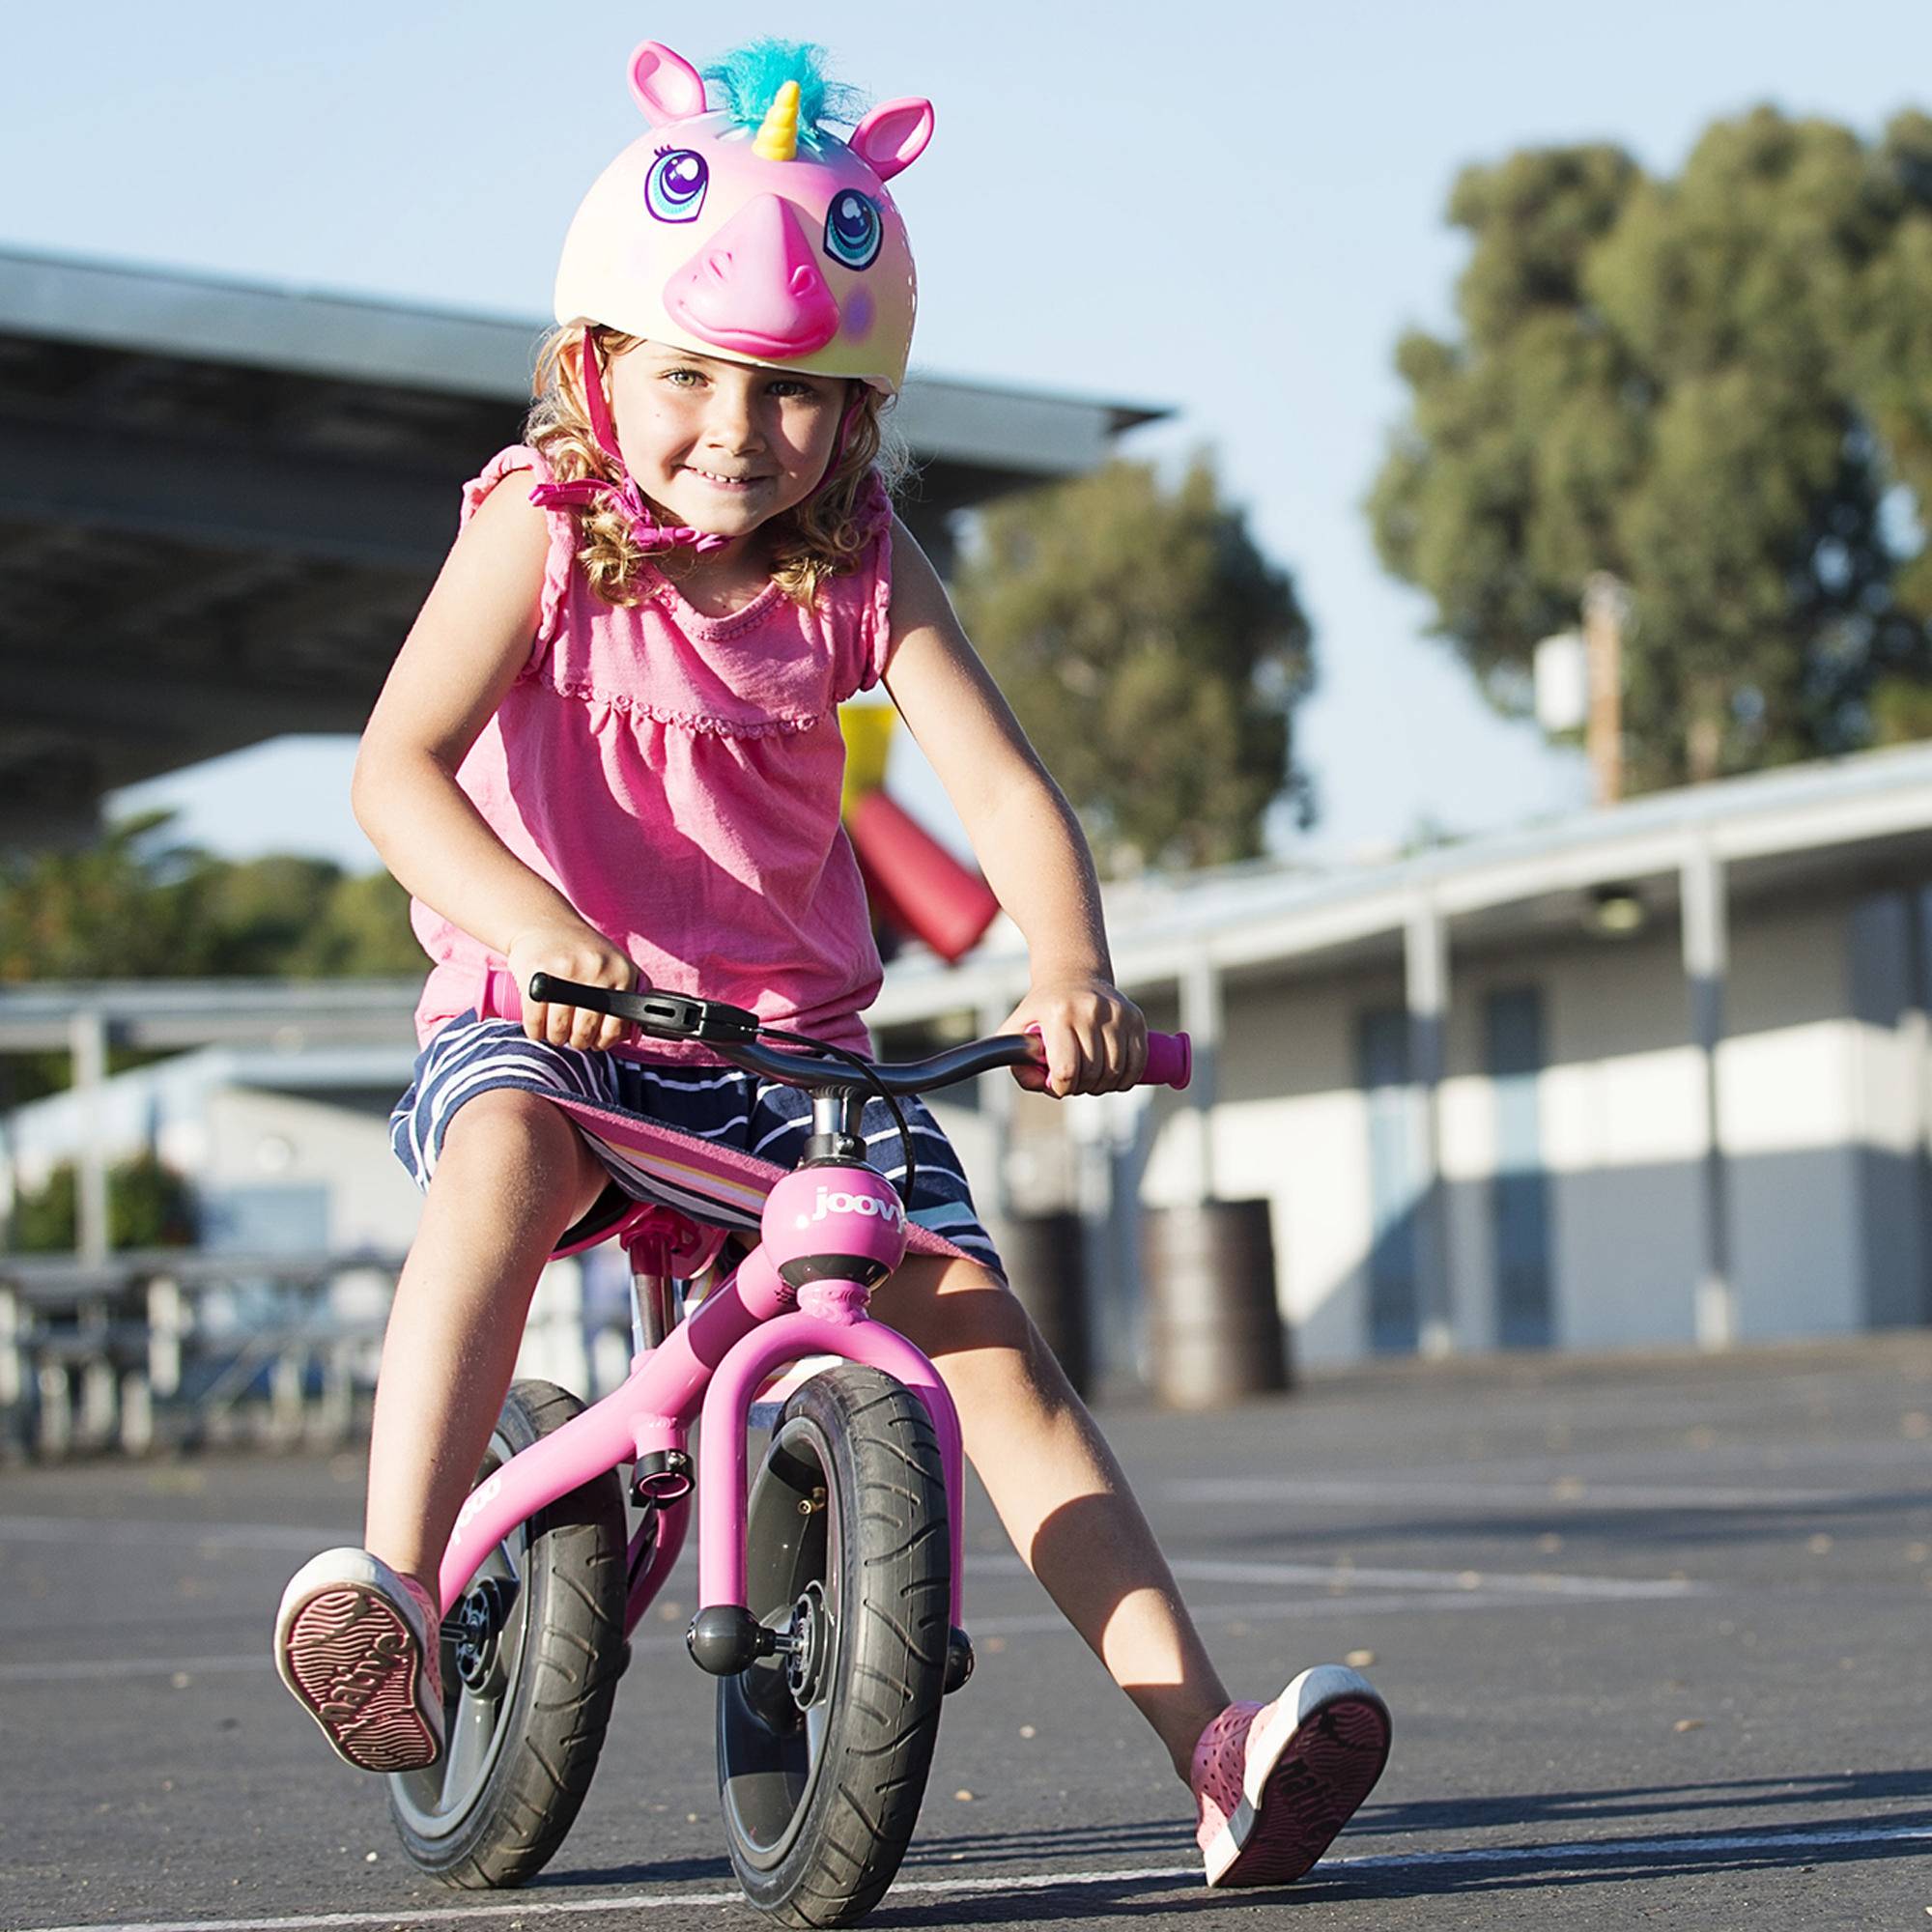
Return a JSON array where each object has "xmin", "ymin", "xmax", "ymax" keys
[
  {"xmin": 452, "ymin": 1576, "xmax": 517, "ymax": 1691},
  {"xmin": 784, "ymin": 1580, "xmax": 831, "ymax": 1708}
]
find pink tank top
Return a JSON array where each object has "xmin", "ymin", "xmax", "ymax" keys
[{"xmin": 410, "ymin": 444, "xmax": 896, "ymax": 1055}]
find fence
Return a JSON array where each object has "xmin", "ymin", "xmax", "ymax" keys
[
  {"xmin": 0, "ymin": 1247, "xmax": 613, "ymax": 1461},
  {"xmin": 0, "ymin": 1250, "xmax": 405, "ymax": 1458}
]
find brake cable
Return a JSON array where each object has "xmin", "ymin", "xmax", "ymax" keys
[{"xmin": 756, "ymin": 1025, "xmax": 918, "ymax": 1214}]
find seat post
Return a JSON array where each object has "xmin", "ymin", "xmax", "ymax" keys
[{"xmin": 624, "ymin": 1229, "xmax": 678, "ymax": 1354}]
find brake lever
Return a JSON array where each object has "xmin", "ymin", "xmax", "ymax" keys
[{"xmin": 524, "ymin": 975, "xmax": 761, "ymax": 1043}]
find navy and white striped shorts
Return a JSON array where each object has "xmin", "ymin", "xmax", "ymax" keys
[{"xmin": 388, "ymin": 1013, "xmax": 1002, "ymax": 1274}]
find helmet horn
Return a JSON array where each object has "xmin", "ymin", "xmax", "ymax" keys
[{"xmin": 753, "ymin": 80, "xmax": 801, "ymax": 161}]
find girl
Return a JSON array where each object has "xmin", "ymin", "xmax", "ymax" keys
[{"xmin": 272, "ymin": 38, "xmax": 1390, "ymax": 1889}]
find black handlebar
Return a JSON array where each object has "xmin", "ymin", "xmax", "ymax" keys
[
  {"xmin": 526, "ymin": 975, "xmax": 1036, "ymax": 1097},
  {"xmin": 523, "ymin": 974, "xmax": 1192, "ymax": 1095}
]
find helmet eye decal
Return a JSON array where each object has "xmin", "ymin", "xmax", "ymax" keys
[
  {"xmin": 645, "ymin": 148, "xmax": 709, "ymax": 222},
  {"xmin": 823, "ymin": 190, "xmax": 883, "ymax": 270}
]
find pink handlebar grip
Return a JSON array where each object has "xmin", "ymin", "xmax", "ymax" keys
[
  {"xmin": 1144, "ymin": 1031, "xmax": 1191, "ymax": 1090},
  {"xmin": 1022, "ymin": 1021, "xmax": 1191, "ymax": 1091}
]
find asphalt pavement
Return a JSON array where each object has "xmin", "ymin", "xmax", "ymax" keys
[{"xmin": 5, "ymin": 1334, "xmax": 1931, "ymax": 1932}]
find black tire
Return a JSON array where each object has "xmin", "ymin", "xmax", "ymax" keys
[
  {"xmin": 385, "ymin": 1378, "xmax": 628, "ymax": 1888},
  {"xmin": 719, "ymin": 1364, "xmax": 951, "ymax": 1926}
]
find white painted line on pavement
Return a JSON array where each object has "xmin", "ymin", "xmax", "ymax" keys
[
  {"xmin": 0, "ymin": 1550, "xmax": 1705, "ymax": 1685},
  {"xmin": 1332, "ymin": 1819, "xmax": 1932, "ymax": 1871},
  {"xmin": 0, "ymin": 1507, "xmax": 1706, "ymax": 1602},
  {"xmin": 0, "ymin": 1587, "xmax": 1621, "ymax": 1686},
  {"xmin": 1167, "ymin": 1556, "xmax": 1705, "ymax": 1598},
  {"xmin": 1162, "ymin": 1476, "xmax": 1878, "ymax": 1509},
  {"xmin": 977, "ymin": 1550, "xmax": 1704, "ymax": 1598},
  {"xmin": 0, "ymin": 1589, "xmax": 1619, "ymax": 1686},
  {"xmin": 22, "ymin": 1820, "xmax": 1932, "ymax": 1932},
  {"xmin": 0, "ymin": 1517, "xmax": 352, "ymax": 1550},
  {"xmin": 958, "ymin": 1584, "xmax": 1693, "ymax": 1637},
  {"xmin": 0, "ymin": 1653, "xmax": 274, "ymax": 1683}
]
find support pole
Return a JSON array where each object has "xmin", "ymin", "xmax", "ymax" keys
[
  {"xmin": 1583, "ymin": 572, "xmax": 1629, "ymax": 809},
  {"xmin": 69, "ymin": 1008, "xmax": 110, "ymax": 1264},
  {"xmin": 977, "ymin": 996, "xmax": 1023, "ymax": 1226},
  {"xmin": 1179, "ymin": 952, "xmax": 1225, "ymax": 1204},
  {"xmin": 1682, "ymin": 838, "xmax": 1735, "ymax": 1348},
  {"xmin": 119, "ymin": 1371, "xmax": 154, "ymax": 1456},
  {"xmin": 1405, "ymin": 897, "xmax": 1454, "ymax": 1358},
  {"xmin": 1914, "ymin": 891, "xmax": 1932, "ymax": 1325},
  {"xmin": 0, "ymin": 1286, "xmax": 23, "ymax": 1409},
  {"xmin": 147, "ymin": 1276, "xmax": 184, "ymax": 1399}
]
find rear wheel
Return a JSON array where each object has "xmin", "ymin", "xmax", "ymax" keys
[
  {"xmin": 385, "ymin": 1379, "xmax": 628, "ymax": 1888},
  {"xmin": 719, "ymin": 1364, "xmax": 951, "ymax": 1926}
]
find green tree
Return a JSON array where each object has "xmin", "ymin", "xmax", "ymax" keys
[
  {"xmin": 951, "ymin": 458, "xmax": 1315, "ymax": 874},
  {"xmin": 0, "ymin": 815, "xmax": 418, "ymax": 983},
  {"xmin": 195, "ymin": 854, "xmax": 351, "ymax": 975},
  {"xmin": 296, "ymin": 870, "xmax": 424, "ymax": 976},
  {"xmin": 1369, "ymin": 108, "xmax": 1932, "ymax": 792},
  {"xmin": 0, "ymin": 814, "xmax": 421, "ymax": 1102},
  {"xmin": 5, "ymin": 1151, "xmax": 197, "ymax": 1253},
  {"xmin": 0, "ymin": 811, "xmax": 205, "ymax": 981}
]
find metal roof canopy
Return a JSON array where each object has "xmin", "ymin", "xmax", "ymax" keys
[{"xmin": 0, "ymin": 248, "xmax": 1164, "ymax": 847}]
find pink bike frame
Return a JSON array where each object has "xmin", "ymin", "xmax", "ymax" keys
[{"xmin": 432, "ymin": 1164, "xmax": 968, "ymax": 1637}]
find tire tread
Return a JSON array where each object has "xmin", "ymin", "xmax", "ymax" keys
[
  {"xmin": 724, "ymin": 1365, "xmax": 951, "ymax": 1927},
  {"xmin": 385, "ymin": 1378, "xmax": 627, "ymax": 1890}
]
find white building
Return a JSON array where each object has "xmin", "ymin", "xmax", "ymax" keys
[
  {"xmin": 876, "ymin": 742, "xmax": 1932, "ymax": 1376},
  {"xmin": 1, "ymin": 1043, "xmax": 423, "ymax": 1257}
]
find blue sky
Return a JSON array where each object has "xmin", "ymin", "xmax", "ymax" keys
[{"xmin": 9, "ymin": 0, "xmax": 1928, "ymax": 871}]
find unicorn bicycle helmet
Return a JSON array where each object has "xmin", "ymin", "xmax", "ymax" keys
[{"xmin": 554, "ymin": 39, "xmax": 933, "ymax": 396}]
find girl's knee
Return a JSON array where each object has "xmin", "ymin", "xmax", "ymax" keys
[
  {"xmin": 442, "ymin": 1087, "xmax": 575, "ymax": 1156},
  {"xmin": 435, "ymin": 1089, "xmax": 606, "ymax": 1217},
  {"xmin": 893, "ymin": 1259, "xmax": 1062, "ymax": 1387}
]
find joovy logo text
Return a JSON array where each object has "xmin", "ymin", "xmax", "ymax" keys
[
  {"xmin": 795, "ymin": 1185, "xmax": 905, "ymax": 1232},
  {"xmin": 449, "ymin": 1471, "xmax": 503, "ymax": 1548}
]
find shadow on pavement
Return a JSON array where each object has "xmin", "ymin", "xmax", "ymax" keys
[
  {"xmin": 836, "ymin": 1776, "xmax": 1932, "ymax": 1919},
  {"xmin": 1299, "ymin": 1814, "xmax": 1932, "ymax": 1903},
  {"xmin": 906, "ymin": 1815, "xmax": 1188, "ymax": 1866},
  {"xmin": 525, "ymin": 1852, "xmax": 734, "ymax": 1889},
  {"xmin": 1366, "ymin": 1765, "xmax": 1932, "ymax": 1833}
]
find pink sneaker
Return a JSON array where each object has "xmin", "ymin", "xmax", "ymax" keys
[
  {"xmin": 1191, "ymin": 1664, "xmax": 1391, "ymax": 1887},
  {"xmin": 274, "ymin": 1548, "xmax": 446, "ymax": 1774}
]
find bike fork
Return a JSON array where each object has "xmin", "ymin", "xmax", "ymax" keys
[{"xmin": 685, "ymin": 1284, "xmax": 973, "ymax": 1691}]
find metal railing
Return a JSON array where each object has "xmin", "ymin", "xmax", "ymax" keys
[{"xmin": 0, "ymin": 1249, "xmax": 405, "ymax": 1459}]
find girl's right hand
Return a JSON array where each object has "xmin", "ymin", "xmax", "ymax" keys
[{"xmin": 506, "ymin": 923, "xmax": 644, "ymax": 1053}]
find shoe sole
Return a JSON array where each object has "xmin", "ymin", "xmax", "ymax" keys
[
  {"xmin": 276, "ymin": 1581, "xmax": 441, "ymax": 1775},
  {"xmin": 1204, "ymin": 1682, "xmax": 1392, "ymax": 1888}
]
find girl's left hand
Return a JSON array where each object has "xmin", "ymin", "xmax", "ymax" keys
[{"xmin": 999, "ymin": 976, "xmax": 1148, "ymax": 1096}]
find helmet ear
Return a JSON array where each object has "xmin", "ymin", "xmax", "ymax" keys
[
  {"xmin": 628, "ymin": 42, "xmax": 708, "ymax": 125},
  {"xmin": 850, "ymin": 98, "xmax": 934, "ymax": 181}
]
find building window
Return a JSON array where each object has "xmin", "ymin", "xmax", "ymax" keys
[
  {"xmin": 1357, "ymin": 1007, "xmax": 1419, "ymax": 1354},
  {"xmin": 1486, "ymin": 987, "xmax": 1553, "ymax": 1349}
]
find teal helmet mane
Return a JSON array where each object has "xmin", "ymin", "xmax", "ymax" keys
[{"xmin": 701, "ymin": 39, "xmax": 867, "ymax": 148}]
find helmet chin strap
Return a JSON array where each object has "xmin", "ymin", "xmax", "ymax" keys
[
  {"xmin": 526, "ymin": 332, "xmax": 732, "ymax": 557},
  {"xmin": 828, "ymin": 389, "xmax": 865, "ymax": 474}
]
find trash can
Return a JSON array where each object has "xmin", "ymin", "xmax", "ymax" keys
[
  {"xmin": 1000, "ymin": 1210, "xmax": 1092, "ymax": 1397},
  {"xmin": 1143, "ymin": 1199, "xmax": 1289, "ymax": 1407}
]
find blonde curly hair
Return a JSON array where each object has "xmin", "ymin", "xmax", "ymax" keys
[{"xmin": 524, "ymin": 324, "xmax": 908, "ymax": 608}]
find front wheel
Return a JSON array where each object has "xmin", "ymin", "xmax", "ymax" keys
[
  {"xmin": 719, "ymin": 1364, "xmax": 952, "ymax": 1926},
  {"xmin": 385, "ymin": 1379, "xmax": 628, "ymax": 1888}
]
